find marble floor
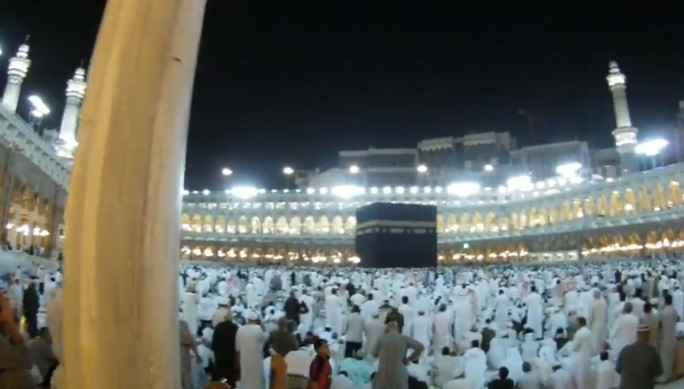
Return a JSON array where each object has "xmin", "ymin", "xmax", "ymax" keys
[{"xmin": 661, "ymin": 379, "xmax": 684, "ymax": 389}]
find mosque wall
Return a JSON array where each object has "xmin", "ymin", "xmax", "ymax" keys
[
  {"xmin": 180, "ymin": 220, "xmax": 684, "ymax": 266},
  {"xmin": 179, "ymin": 163, "xmax": 684, "ymax": 265},
  {"xmin": 0, "ymin": 118, "xmax": 68, "ymax": 256},
  {"xmin": 2, "ymin": 94, "xmax": 683, "ymax": 266}
]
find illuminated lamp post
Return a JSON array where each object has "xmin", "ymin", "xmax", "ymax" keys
[{"xmin": 635, "ymin": 138, "xmax": 668, "ymax": 169}]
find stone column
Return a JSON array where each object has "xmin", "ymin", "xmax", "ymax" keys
[
  {"xmin": 44, "ymin": 187, "xmax": 62, "ymax": 258},
  {"xmin": 62, "ymin": 0, "xmax": 207, "ymax": 388},
  {"xmin": 26, "ymin": 205, "xmax": 36, "ymax": 249},
  {"xmin": 0, "ymin": 172, "xmax": 14, "ymax": 243},
  {"xmin": 8, "ymin": 206, "xmax": 20, "ymax": 249}
]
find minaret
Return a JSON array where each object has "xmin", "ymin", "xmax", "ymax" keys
[
  {"xmin": 607, "ymin": 61, "xmax": 639, "ymax": 173},
  {"xmin": 2, "ymin": 40, "xmax": 31, "ymax": 112},
  {"xmin": 56, "ymin": 67, "xmax": 87, "ymax": 159}
]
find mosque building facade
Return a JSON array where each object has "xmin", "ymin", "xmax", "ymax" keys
[{"xmin": 0, "ymin": 40, "xmax": 681, "ymax": 266}]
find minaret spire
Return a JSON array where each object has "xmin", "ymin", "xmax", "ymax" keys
[
  {"xmin": 607, "ymin": 61, "xmax": 639, "ymax": 173},
  {"xmin": 56, "ymin": 66, "xmax": 87, "ymax": 159},
  {"xmin": 2, "ymin": 40, "xmax": 32, "ymax": 112}
]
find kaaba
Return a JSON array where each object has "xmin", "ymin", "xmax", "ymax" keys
[{"xmin": 355, "ymin": 202, "xmax": 437, "ymax": 268}]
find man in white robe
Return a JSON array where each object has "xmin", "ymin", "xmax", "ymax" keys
[
  {"xmin": 363, "ymin": 310, "xmax": 385, "ymax": 362},
  {"xmin": 397, "ymin": 296, "xmax": 415, "ymax": 337},
  {"xmin": 433, "ymin": 304, "xmax": 452, "ymax": 354},
  {"xmin": 412, "ymin": 311, "xmax": 431, "ymax": 354},
  {"xmin": 361, "ymin": 293, "xmax": 380, "ymax": 323},
  {"xmin": 433, "ymin": 347, "xmax": 462, "ymax": 387},
  {"xmin": 545, "ymin": 306, "xmax": 567, "ymax": 338},
  {"xmin": 494, "ymin": 290, "xmax": 511, "ymax": 330},
  {"xmin": 609, "ymin": 302, "xmax": 638, "ymax": 357},
  {"xmin": 46, "ymin": 288, "xmax": 63, "ymax": 389},
  {"xmin": 595, "ymin": 351, "xmax": 619, "ymax": 389},
  {"xmin": 462, "ymin": 340, "xmax": 487, "ymax": 389},
  {"xmin": 523, "ymin": 286, "xmax": 543, "ymax": 339},
  {"xmin": 325, "ymin": 289, "xmax": 343, "ymax": 336},
  {"xmin": 672, "ymin": 286, "xmax": 684, "ymax": 321},
  {"xmin": 516, "ymin": 361, "xmax": 543, "ymax": 389},
  {"xmin": 551, "ymin": 364, "xmax": 575, "ymax": 389},
  {"xmin": 572, "ymin": 316, "xmax": 593, "ymax": 389},
  {"xmin": 588, "ymin": 289, "xmax": 608, "ymax": 353},
  {"xmin": 236, "ymin": 310, "xmax": 267, "ymax": 389},
  {"xmin": 520, "ymin": 330, "xmax": 539, "ymax": 363}
]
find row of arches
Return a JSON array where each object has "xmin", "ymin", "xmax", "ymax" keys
[
  {"xmin": 181, "ymin": 181, "xmax": 683, "ymax": 235},
  {"xmin": 180, "ymin": 227, "xmax": 684, "ymax": 265},
  {"xmin": 0, "ymin": 172, "xmax": 64, "ymax": 252}
]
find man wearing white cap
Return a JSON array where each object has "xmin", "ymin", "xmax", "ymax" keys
[
  {"xmin": 212, "ymin": 298, "xmax": 231, "ymax": 328},
  {"xmin": 236, "ymin": 310, "xmax": 267, "ymax": 389}
]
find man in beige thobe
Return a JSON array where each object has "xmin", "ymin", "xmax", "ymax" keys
[
  {"xmin": 657, "ymin": 294, "xmax": 678, "ymax": 383},
  {"xmin": 588, "ymin": 289, "xmax": 608, "ymax": 353},
  {"xmin": 372, "ymin": 321, "xmax": 424, "ymax": 389}
]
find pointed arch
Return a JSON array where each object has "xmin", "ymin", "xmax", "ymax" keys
[
  {"xmin": 609, "ymin": 191, "xmax": 622, "ymax": 216},
  {"xmin": 446, "ymin": 214, "xmax": 457, "ymax": 232},
  {"xmin": 262, "ymin": 216, "xmax": 274, "ymax": 234},
  {"xmin": 330, "ymin": 216, "xmax": 344, "ymax": 234},
  {"xmin": 638, "ymin": 186, "xmax": 652, "ymax": 211},
  {"xmin": 596, "ymin": 195, "xmax": 607, "ymax": 216},
  {"xmin": 303, "ymin": 216, "xmax": 315, "ymax": 234},
  {"xmin": 459, "ymin": 213, "xmax": 470, "ymax": 232},
  {"xmin": 548, "ymin": 206, "xmax": 559, "ymax": 224},
  {"xmin": 214, "ymin": 215, "xmax": 226, "ymax": 233},
  {"xmin": 202, "ymin": 215, "xmax": 214, "ymax": 232},
  {"xmin": 276, "ymin": 216, "xmax": 289, "ymax": 234},
  {"xmin": 191, "ymin": 214, "xmax": 202, "ymax": 232},
  {"xmin": 317, "ymin": 216, "xmax": 330, "ymax": 234},
  {"xmin": 484, "ymin": 212, "xmax": 496, "ymax": 231},
  {"xmin": 181, "ymin": 213, "xmax": 192, "ymax": 231},
  {"xmin": 251, "ymin": 216, "xmax": 261, "ymax": 234},
  {"xmin": 237, "ymin": 216, "xmax": 248, "ymax": 234},
  {"xmin": 344, "ymin": 216, "xmax": 356, "ymax": 234},
  {"xmin": 669, "ymin": 181, "xmax": 681, "ymax": 207},
  {"xmin": 471, "ymin": 212, "xmax": 483, "ymax": 232},
  {"xmin": 436, "ymin": 214, "xmax": 445, "ymax": 233},
  {"xmin": 528, "ymin": 208, "xmax": 538, "ymax": 227},
  {"xmin": 290, "ymin": 216, "xmax": 302, "ymax": 235},
  {"xmin": 537, "ymin": 208, "xmax": 548, "ymax": 226},
  {"xmin": 583, "ymin": 197, "xmax": 594, "ymax": 216},
  {"xmin": 561, "ymin": 201, "xmax": 572, "ymax": 222},
  {"xmin": 572, "ymin": 198, "xmax": 583, "ymax": 218},
  {"xmin": 653, "ymin": 183, "xmax": 666, "ymax": 210},
  {"xmin": 624, "ymin": 189, "xmax": 636, "ymax": 213}
]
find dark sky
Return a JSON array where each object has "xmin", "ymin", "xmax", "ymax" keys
[{"xmin": 0, "ymin": 2, "xmax": 682, "ymax": 190}]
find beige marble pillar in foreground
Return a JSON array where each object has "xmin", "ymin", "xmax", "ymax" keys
[{"xmin": 62, "ymin": 0, "xmax": 206, "ymax": 388}]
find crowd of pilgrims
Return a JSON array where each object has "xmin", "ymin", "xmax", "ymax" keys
[{"xmin": 0, "ymin": 259, "xmax": 683, "ymax": 389}]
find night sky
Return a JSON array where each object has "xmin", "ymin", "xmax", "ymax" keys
[{"xmin": 0, "ymin": 2, "xmax": 682, "ymax": 190}]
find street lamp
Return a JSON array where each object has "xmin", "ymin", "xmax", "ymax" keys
[
  {"xmin": 221, "ymin": 168, "xmax": 233, "ymax": 176},
  {"xmin": 556, "ymin": 162, "xmax": 582, "ymax": 177},
  {"xmin": 635, "ymin": 138, "xmax": 668, "ymax": 169},
  {"xmin": 349, "ymin": 165, "xmax": 359, "ymax": 174},
  {"xmin": 27, "ymin": 95, "xmax": 50, "ymax": 133},
  {"xmin": 484, "ymin": 164, "xmax": 494, "ymax": 172},
  {"xmin": 416, "ymin": 164, "xmax": 428, "ymax": 173},
  {"xmin": 635, "ymin": 138, "xmax": 668, "ymax": 157},
  {"xmin": 282, "ymin": 166, "xmax": 296, "ymax": 188}
]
